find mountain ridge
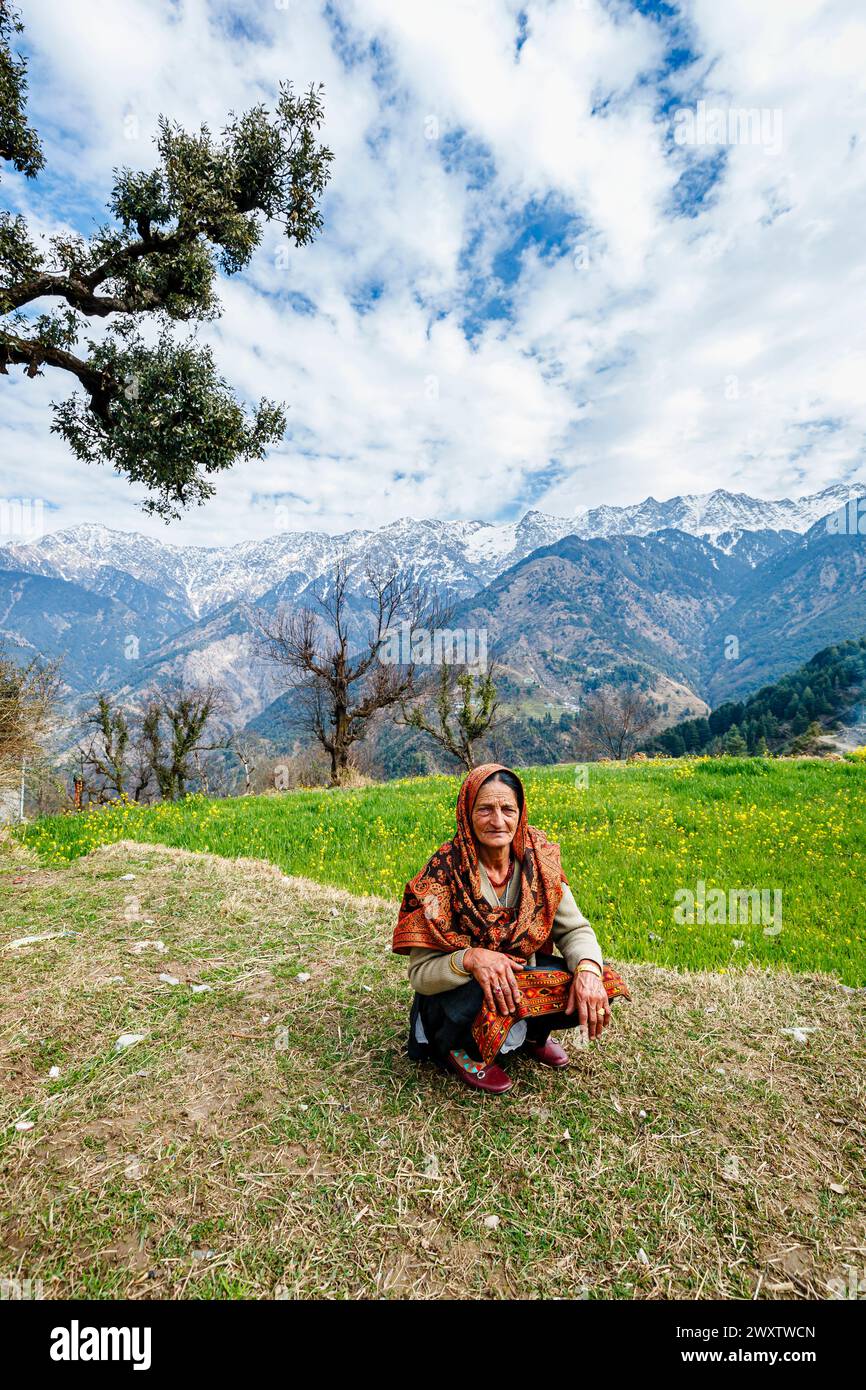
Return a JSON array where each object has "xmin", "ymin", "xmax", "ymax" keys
[
  {"xmin": 2, "ymin": 481, "xmax": 862, "ymax": 619},
  {"xmin": 2, "ymin": 481, "xmax": 865, "ymax": 743}
]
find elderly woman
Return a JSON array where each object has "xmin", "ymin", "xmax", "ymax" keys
[{"xmin": 393, "ymin": 763, "xmax": 629, "ymax": 1095}]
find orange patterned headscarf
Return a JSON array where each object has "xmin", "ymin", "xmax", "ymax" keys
[{"xmin": 392, "ymin": 763, "xmax": 566, "ymax": 959}]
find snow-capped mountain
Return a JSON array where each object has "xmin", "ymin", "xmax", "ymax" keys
[
  {"xmin": 2, "ymin": 480, "xmax": 865, "ymax": 745},
  {"xmin": 1, "ymin": 482, "xmax": 861, "ymax": 619},
  {"xmin": 0, "ymin": 512, "xmax": 578, "ymax": 618},
  {"xmin": 570, "ymin": 482, "xmax": 861, "ymax": 543}
]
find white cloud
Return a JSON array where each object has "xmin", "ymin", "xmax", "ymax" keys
[{"xmin": 1, "ymin": 0, "xmax": 865, "ymax": 545}]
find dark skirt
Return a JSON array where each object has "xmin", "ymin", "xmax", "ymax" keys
[{"xmin": 406, "ymin": 953, "xmax": 582, "ymax": 1068}]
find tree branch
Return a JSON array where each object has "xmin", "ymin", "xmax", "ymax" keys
[{"xmin": 0, "ymin": 329, "xmax": 114, "ymax": 417}]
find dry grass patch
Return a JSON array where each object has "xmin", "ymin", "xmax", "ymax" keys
[{"xmin": 0, "ymin": 837, "xmax": 864, "ymax": 1300}]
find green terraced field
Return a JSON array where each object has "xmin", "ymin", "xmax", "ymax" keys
[{"xmin": 16, "ymin": 758, "xmax": 866, "ymax": 983}]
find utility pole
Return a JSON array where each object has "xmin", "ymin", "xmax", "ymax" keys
[{"xmin": 18, "ymin": 756, "xmax": 26, "ymax": 822}]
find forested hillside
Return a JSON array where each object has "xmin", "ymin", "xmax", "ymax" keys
[{"xmin": 649, "ymin": 638, "xmax": 866, "ymax": 757}]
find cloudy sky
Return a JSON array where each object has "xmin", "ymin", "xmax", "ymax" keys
[{"xmin": 2, "ymin": 0, "xmax": 866, "ymax": 546}]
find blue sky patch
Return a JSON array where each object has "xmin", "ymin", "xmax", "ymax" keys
[
  {"xmin": 515, "ymin": 10, "xmax": 529, "ymax": 58},
  {"xmin": 439, "ymin": 128, "xmax": 496, "ymax": 191},
  {"xmin": 492, "ymin": 195, "xmax": 582, "ymax": 285},
  {"xmin": 668, "ymin": 149, "xmax": 727, "ymax": 217},
  {"xmin": 350, "ymin": 279, "xmax": 385, "ymax": 315}
]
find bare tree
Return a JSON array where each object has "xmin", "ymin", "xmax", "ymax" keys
[
  {"xmin": 80, "ymin": 693, "xmax": 131, "ymax": 800},
  {"xmin": 399, "ymin": 660, "xmax": 500, "ymax": 772},
  {"xmin": 141, "ymin": 682, "xmax": 225, "ymax": 800},
  {"xmin": 0, "ymin": 645, "xmax": 61, "ymax": 790},
  {"xmin": 254, "ymin": 558, "xmax": 435, "ymax": 786},
  {"xmin": 78, "ymin": 686, "xmax": 225, "ymax": 803},
  {"xmin": 576, "ymin": 683, "xmax": 657, "ymax": 761},
  {"xmin": 126, "ymin": 722, "xmax": 159, "ymax": 802},
  {"xmin": 227, "ymin": 731, "xmax": 270, "ymax": 795},
  {"xmin": 25, "ymin": 755, "xmax": 69, "ymax": 817}
]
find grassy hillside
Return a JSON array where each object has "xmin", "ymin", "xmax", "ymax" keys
[
  {"xmin": 17, "ymin": 759, "xmax": 866, "ymax": 983},
  {"xmin": 1, "ymin": 840, "xmax": 863, "ymax": 1300}
]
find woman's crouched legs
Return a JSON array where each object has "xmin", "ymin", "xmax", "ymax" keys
[
  {"xmin": 522, "ymin": 1009, "xmax": 583, "ymax": 1048},
  {"xmin": 408, "ymin": 983, "xmax": 487, "ymax": 1069},
  {"xmin": 408, "ymin": 977, "xmax": 581, "ymax": 1070}
]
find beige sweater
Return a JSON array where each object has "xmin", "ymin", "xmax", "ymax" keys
[{"xmin": 407, "ymin": 861, "xmax": 603, "ymax": 996}]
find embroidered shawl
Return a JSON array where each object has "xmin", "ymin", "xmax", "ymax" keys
[{"xmin": 392, "ymin": 763, "xmax": 565, "ymax": 959}]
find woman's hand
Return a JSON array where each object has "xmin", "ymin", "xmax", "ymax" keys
[
  {"xmin": 463, "ymin": 946, "xmax": 525, "ymax": 1016},
  {"xmin": 565, "ymin": 964, "xmax": 610, "ymax": 1040}
]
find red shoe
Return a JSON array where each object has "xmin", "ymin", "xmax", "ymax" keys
[
  {"xmin": 524, "ymin": 1038, "xmax": 570, "ymax": 1069},
  {"xmin": 447, "ymin": 1049, "xmax": 513, "ymax": 1094}
]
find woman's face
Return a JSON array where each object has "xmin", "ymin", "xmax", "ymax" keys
[{"xmin": 470, "ymin": 779, "xmax": 520, "ymax": 850}]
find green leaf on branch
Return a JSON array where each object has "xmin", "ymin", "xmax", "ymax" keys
[{"xmin": 51, "ymin": 322, "xmax": 287, "ymax": 519}]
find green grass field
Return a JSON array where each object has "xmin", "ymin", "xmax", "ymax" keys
[
  {"xmin": 17, "ymin": 758, "xmax": 866, "ymax": 983},
  {"xmin": 2, "ymin": 839, "xmax": 863, "ymax": 1299}
]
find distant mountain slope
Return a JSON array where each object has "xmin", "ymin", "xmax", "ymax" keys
[
  {"xmin": 0, "ymin": 568, "xmax": 186, "ymax": 695},
  {"xmin": 710, "ymin": 527, "xmax": 798, "ymax": 567},
  {"xmin": 704, "ymin": 516, "xmax": 866, "ymax": 702},
  {"xmin": 443, "ymin": 527, "xmax": 749, "ymax": 714},
  {"xmin": 109, "ymin": 600, "xmax": 285, "ymax": 735}
]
